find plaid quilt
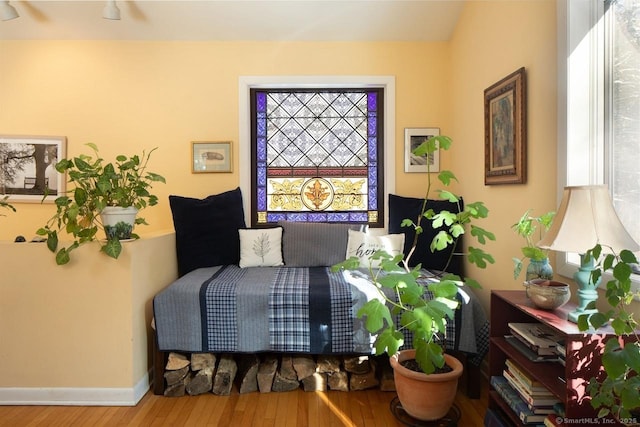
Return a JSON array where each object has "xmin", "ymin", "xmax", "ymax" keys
[
  {"xmin": 153, "ymin": 265, "xmax": 490, "ymax": 365},
  {"xmin": 202, "ymin": 265, "xmax": 353, "ymax": 353}
]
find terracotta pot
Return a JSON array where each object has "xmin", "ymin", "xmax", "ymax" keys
[{"xmin": 390, "ymin": 349, "xmax": 463, "ymax": 421}]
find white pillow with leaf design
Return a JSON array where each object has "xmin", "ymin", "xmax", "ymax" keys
[{"xmin": 239, "ymin": 227, "xmax": 284, "ymax": 268}]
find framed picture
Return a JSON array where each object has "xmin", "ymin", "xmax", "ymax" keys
[
  {"xmin": 484, "ymin": 67, "xmax": 527, "ymax": 185},
  {"xmin": 192, "ymin": 141, "xmax": 232, "ymax": 173},
  {"xmin": 404, "ymin": 127, "xmax": 440, "ymax": 173},
  {"xmin": 0, "ymin": 135, "xmax": 66, "ymax": 203}
]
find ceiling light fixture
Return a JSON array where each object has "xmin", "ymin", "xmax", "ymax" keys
[
  {"xmin": 102, "ymin": 0, "xmax": 121, "ymax": 20},
  {"xmin": 0, "ymin": 1, "xmax": 19, "ymax": 21}
]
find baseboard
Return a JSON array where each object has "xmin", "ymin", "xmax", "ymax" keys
[{"xmin": 0, "ymin": 371, "xmax": 150, "ymax": 406}]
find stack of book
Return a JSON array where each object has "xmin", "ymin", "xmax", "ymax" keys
[
  {"xmin": 490, "ymin": 376, "xmax": 547, "ymax": 425},
  {"xmin": 490, "ymin": 358, "xmax": 560, "ymax": 424},
  {"xmin": 506, "ymin": 322, "xmax": 563, "ymax": 362}
]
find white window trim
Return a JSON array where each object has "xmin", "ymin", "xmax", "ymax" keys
[
  {"xmin": 557, "ymin": 0, "xmax": 639, "ymax": 291},
  {"xmin": 238, "ymin": 75, "xmax": 396, "ymax": 230}
]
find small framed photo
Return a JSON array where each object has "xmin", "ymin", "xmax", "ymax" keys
[
  {"xmin": 484, "ymin": 67, "xmax": 527, "ymax": 185},
  {"xmin": 404, "ymin": 127, "xmax": 440, "ymax": 173},
  {"xmin": 0, "ymin": 135, "xmax": 66, "ymax": 203},
  {"xmin": 192, "ymin": 141, "xmax": 232, "ymax": 173}
]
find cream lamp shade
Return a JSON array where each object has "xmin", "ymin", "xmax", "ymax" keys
[
  {"xmin": 538, "ymin": 185, "xmax": 640, "ymax": 254},
  {"xmin": 537, "ymin": 185, "xmax": 639, "ymax": 323}
]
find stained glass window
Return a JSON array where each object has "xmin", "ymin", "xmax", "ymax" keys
[{"xmin": 250, "ymin": 88, "xmax": 384, "ymax": 227}]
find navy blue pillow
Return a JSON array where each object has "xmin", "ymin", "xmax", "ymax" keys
[
  {"xmin": 388, "ymin": 194, "xmax": 464, "ymax": 276},
  {"xmin": 169, "ymin": 188, "xmax": 246, "ymax": 277}
]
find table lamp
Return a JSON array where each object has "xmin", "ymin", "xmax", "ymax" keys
[{"xmin": 537, "ymin": 185, "xmax": 640, "ymax": 322}]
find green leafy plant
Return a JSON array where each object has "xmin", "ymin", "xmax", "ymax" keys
[
  {"xmin": 332, "ymin": 136, "xmax": 495, "ymax": 374},
  {"xmin": 578, "ymin": 244, "xmax": 640, "ymax": 422},
  {"xmin": 0, "ymin": 195, "xmax": 16, "ymax": 215},
  {"xmin": 37, "ymin": 143, "xmax": 166, "ymax": 265},
  {"xmin": 511, "ymin": 209, "xmax": 555, "ymax": 279}
]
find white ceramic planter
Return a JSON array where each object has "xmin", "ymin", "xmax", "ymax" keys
[{"xmin": 100, "ymin": 206, "xmax": 138, "ymax": 240}]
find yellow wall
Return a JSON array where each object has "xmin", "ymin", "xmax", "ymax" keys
[
  {"xmin": 0, "ymin": 40, "xmax": 452, "ymax": 241},
  {"xmin": 0, "ymin": 231, "xmax": 177, "ymax": 403},
  {"xmin": 449, "ymin": 0, "xmax": 558, "ymax": 311}
]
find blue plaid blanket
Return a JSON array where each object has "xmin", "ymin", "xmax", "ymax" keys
[
  {"xmin": 153, "ymin": 265, "xmax": 489, "ymax": 365},
  {"xmin": 202, "ymin": 265, "xmax": 354, "ymax": 353}
]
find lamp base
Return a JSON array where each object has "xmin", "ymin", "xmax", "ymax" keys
[
  {"xmin": 568, "ymin": 307, "xmax": 598, "ymax": 323},
  {"xmin": 567, "ymin": 254, "xmax": 601, "ymax": 324}
]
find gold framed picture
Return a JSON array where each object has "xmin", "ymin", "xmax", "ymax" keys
[
  {"xmin": 484, "ymin": 67, "xmax": 527, "ymax": 185},
  {"xmin": 192, "ymin": 141, "xmax": 232, "ymax": 173}
]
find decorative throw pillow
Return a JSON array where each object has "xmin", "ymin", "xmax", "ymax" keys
[
  {"xmin": 278, "ymin": 221, "xmax": 367, "ymax": 267},
  {"xmin": 239, "ymin": 227, "xmax": 284, "ymax": 268},
  {"xmin": 169, "ymin": 187, "xmax": 246, "ymax": 277},
  {"xmin": 345, "ymin": 229, "xmax": 405, "ymax": 268},
  {"xmin": 388, "ymin": 193, "xmax": 464, "ymax": 276}
]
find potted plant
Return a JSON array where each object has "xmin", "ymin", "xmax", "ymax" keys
[
  {"xmin": 333, "ymin": 135, "xmax": 495, "ymax": 421},
  {"xmin": 37, "ymin": 143, "xmax": 166, "ymax": 265},
  {"xmin": 511, "ymin": 209, "xmax": 555, "ymax": 280},
  {"xmin": 578, "ymin": 244, "xmax": 640, "ymax": 425}
]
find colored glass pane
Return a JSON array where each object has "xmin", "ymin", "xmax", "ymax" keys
[{"xmin": 251, "ymin": 88, "xmax": 383, "ymax": 227}]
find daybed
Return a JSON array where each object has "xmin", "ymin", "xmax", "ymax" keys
[{"xmin": 152, "ymin": 188, "xmax": 489, "ymax": 396}]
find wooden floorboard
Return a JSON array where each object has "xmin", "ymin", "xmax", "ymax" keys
[{"xmin": 0, "ymin": 378, "xmax": 488, "ymax": 426}]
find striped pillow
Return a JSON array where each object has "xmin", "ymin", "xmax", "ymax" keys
[{"xmin": 279, "ymin": 221, "xmax": 366, "ymax": 267}]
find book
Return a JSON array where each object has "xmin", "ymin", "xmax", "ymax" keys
[
  {"xmin": 503, "ymin": 369, "xmax": 560, "ymax": 408},
  {"xmin": 508, "ymin": 322, "xmax": 563, "ymax": 350},
  {"xmin": 511, "ymin": 331, "xmax": 558, "ymax": 355},
  {"xmin": 544, "ymin": 414, "xmax": 562, "ymax": 427},
  {"xmin": 490, "ymin": 376, "xmax": 550, "ymax": 424},
  {"xmin": 505, "ymin": 335, "xmax": 560, "ymax": 362},
  {"xmin": 503, "ymin": 369, "xmax": 555, "ymax": 398},
  {"xmin": 505, "ymin": 359, "xmax": 551, "ymax": 392}
]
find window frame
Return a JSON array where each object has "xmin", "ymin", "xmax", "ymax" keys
[
  {"xmin": 239, "ymin": 76, "xmax": 396, "ymax": 230},
  {"xmin": 249, "ymin": 87, "xmax": 385, "ymax": 228},
  {"xmin": 557, "ymin": 0, "xmax": 639, "ymax": 290}
]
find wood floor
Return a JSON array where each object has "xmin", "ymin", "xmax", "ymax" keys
[{"xmin": 0, "ymin": 380, "xmax": 488, "ymax": 427}]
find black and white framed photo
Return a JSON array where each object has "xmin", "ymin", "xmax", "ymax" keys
[
  {"xmin": 404, "ymin": 127, "xmax": 440, "ymax": 173},
  {"xmin": 0, "ymin": 135, "xmax": 66, "ymax": 203}
]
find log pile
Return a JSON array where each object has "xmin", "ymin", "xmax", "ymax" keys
[{"xmin": 162, "ymin": 352, "xmax": 396, "ymax": 397}]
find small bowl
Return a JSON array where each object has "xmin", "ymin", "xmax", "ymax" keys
[{"xmin": 524, "ymin": 279, "xmax": 571, "ymax": 310}]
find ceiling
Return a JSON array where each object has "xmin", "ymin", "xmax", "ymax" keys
[{"xmin": 0, "ymin": 1, "xmax": 466, "ymax": 41}]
